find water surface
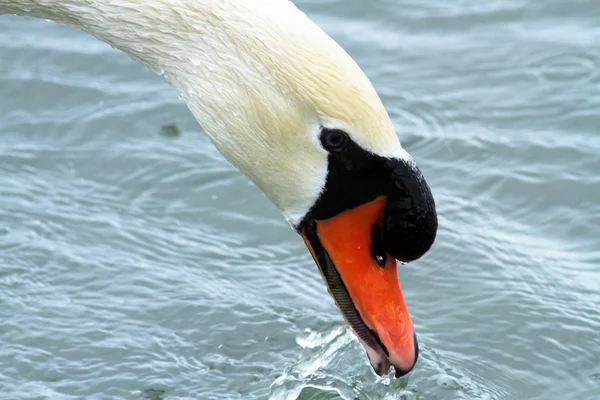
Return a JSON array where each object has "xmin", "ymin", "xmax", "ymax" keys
[{"xmin": 1, "ymin": 1, "xmax": 600, "ymax": 399}]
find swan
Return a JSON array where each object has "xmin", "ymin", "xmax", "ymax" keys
[{"xmin": 0, "ymin": 0, "xmax": 437, "ymax": 378}]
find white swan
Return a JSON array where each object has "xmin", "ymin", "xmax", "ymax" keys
[{"xmin": 0, "ymin": 0, "xmax": 437, "ymax": 378}]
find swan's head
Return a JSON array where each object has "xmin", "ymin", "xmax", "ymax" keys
[{"xmin": 173, "ymin": 1, "xmax": 438, "ymax": 377}]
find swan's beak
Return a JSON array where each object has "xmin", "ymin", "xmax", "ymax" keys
[{"xmin": 299, "ymin": 161, "xmax": 437, "ymax": 377}]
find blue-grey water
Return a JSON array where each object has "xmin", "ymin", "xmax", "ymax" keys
[{"xmin": 1, "ymin": 1, "xmax": 599, "ymax": 399}]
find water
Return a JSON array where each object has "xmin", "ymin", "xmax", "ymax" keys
[{"xmin": 1, "ymin": 1, "xmax": 599, "ymax": 399}]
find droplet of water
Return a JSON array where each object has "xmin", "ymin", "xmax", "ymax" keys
[{"xmin": 149, "ymin": 66, "xmax": 165, "ymax": 76}]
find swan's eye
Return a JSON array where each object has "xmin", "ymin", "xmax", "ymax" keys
[{"xmin": 321, "ymin": 128, "xmax": 349, "ymax": 152}]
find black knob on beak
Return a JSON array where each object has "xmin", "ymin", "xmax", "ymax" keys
[{"xmin": 383, "ymin": 160, "xmax": 437, "ymax": 263}]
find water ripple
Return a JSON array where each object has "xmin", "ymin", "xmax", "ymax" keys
[{"xmin": 531, "ymin": 52, "xmax": 598, "ymax": 83}]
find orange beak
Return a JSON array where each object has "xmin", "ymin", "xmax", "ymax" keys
[{"xmin": 301, "ymin": 196, "xmax": 418, "ymax": 377}]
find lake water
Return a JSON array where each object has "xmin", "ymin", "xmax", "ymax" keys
[{"xmin": 1, "ymin": 1, "xmax": 599, "ymax": 399}]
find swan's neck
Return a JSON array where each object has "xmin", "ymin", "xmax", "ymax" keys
[
  {"xmin": 2, "ymin": 1, "xmax": 184, "ymax": 70},
  {"xmin": 1, "ymin": 0, "xmax": 402, "ymax": 225},
  {"xmin": 1, "ymin": 0, "xmax": 327, "ymax": 221}
]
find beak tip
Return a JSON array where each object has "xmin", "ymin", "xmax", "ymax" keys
[{"xmin": 392, "ymin": 332, "xmax": 419, "ymax": 378}]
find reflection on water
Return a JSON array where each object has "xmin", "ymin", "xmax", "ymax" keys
[{"xmin": 1, "ymin": 0, "xmax": 600, "ymax": 399}]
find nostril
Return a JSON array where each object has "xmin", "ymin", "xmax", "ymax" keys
[{"xmin": 370, "ymin": 223, "xmax": 387, "ymax": 268}]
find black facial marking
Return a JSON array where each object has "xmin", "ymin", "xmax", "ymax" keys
[
  {"xmin": 305, "ymin": 130, "xmax": 389, "ymax": 221},
  {"xmin": 298, "ymin": 127, "xmax": 437, "ymax": 263}
]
